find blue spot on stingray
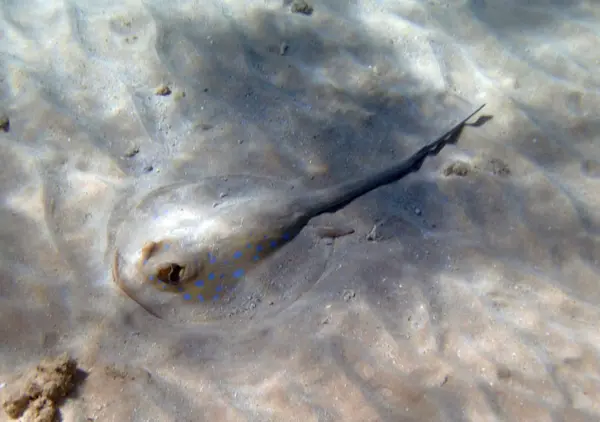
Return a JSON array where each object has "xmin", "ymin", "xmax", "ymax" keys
[
  {"xmin": 233, "ymin": 250, "xmax": 242, "ymax": 259},
  {"xmin": 212, "ymin": 294, "xmax": 219, "ymax": 301},
  {"xmin": 246, "ymin": 243, "xmax": 252, "ymax": 249},
  {"xmin": 216, "ymin": 284, "xmax": 223, "ymax": 293},
  {"xmin": 163, "ymin": 244, "xmax": 170, "ymax": 251},
  {"xmin": 270, "ymin": 240, "xmax": 277, "ymax": 248},
  {"xmin": 162, "ymin": 284, "xmax": 167, "ymax": 290},
  {"xmin": 178, "ymin": 286, "xmax": 184, "ymax": 292},
  {"xmin": 233, "ymin": 269, "xmax": 244, "ymax": 278},
  {"xmin": 282, "ymin": 232, "xmax": 290, "ymax": 240},
  {"xmin": 148, "ymin": 275, "xmax": 155, "ymax": 281},
  {"xmin": 208, "ymin": 253, "xmax": 217, "ymax": 264},
  {"xmin": 183, "ymin": 293, "xmax": 191, "ymax": 301},
  {"xmin": 253, "ymin": 255, "xmax": 260, "ymax": 262},
  {"xmin": 220, "ymin": 274, "xmax": 225, "ymax": 279},
  {"xmin": 198, "ymin": 294, "xmax": 205, "ymax": 302},
  {"xmin": 208, "ymin": 272, "xmax": 215, "ymax": 281},
  {"xmin": 143, "ymin": 259, "xmax": 148, "ymax": 266},
  {"xmin": 256, "ymin": 245, "xmax": 263, "ymax": 252},
  {"xmin": 195, "ymin": 280, "xmax": 204, "ymax": 287}
]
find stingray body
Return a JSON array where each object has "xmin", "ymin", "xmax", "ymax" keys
[{"xmin": 112, "ymin": 104, "xmax": 486, "ymax": 322}]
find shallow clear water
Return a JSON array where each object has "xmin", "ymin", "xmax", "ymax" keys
[{"xmin": 1, "ymin": 0, "xmax": 599, "ymax": 420}]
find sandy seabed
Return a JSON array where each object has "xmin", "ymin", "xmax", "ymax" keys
[{"xmin": 1, "ymin": 0, "xmax": 600, "ymax": 421}]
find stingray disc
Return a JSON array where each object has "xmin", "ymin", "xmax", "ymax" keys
[{"xmin": 109, "ymin": 175, "xmax": 332, "ymax": 325}]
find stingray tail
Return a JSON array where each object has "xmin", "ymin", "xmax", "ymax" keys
[{"xmin": 302, "ymin": 104, "xmax": 486, "ymax": 218}]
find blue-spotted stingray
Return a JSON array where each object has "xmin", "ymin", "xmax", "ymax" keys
[{"xmin": 111, "ymin": 104, "xmax": 487, "ymax": 323}]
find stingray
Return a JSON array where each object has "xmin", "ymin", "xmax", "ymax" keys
[{"xmin": 111, "ymin": 104, "xmax": 487, "ymax": 324}]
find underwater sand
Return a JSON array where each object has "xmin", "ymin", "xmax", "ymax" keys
[{"xmin": 1, "ymin": 0, "xmax": 600, "ymax": 420}]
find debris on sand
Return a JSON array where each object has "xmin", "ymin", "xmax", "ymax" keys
[
  {"xmin": 485, "ymin": 157, "xmax": 511, "ymax": 176},
  {"xmin": 366, "ymin": 224, "xmax": 381, "ymax": 242},
  {"xmin": 2, "ymin": 353, "xmax": 80, "ymax": 422},
  {"xmin": 443, "ymin": 157, "xmax": 511, "ymax": 177}
]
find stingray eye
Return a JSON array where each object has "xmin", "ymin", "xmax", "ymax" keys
[{"xmin": 156, "ymin": 263, "xmax": 186, "ymax": 285}]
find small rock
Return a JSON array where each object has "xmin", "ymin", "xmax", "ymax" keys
[
  {"xmin": 414, "ymin": 207, "xmax": 422, "ymax": 216},
  {"xmin": 0, "ymin": 115, "xmax": 9, "ymax": 132},
  {"xmin": 197, "ymin": 122, "xmax": 214, "ymax": 131},
  {"xmin": 290, "ymin": 0, "xmax": 313, "ymax": 15},
  {"xmin": 1, "ymin": 353, "xmax": 80, "ymax": 421},
  {"xmin": 279, "ymin": 42, "xmax": 289, "ymax": 55},
  {"xmin": 124, "ymin": 146, "xmax": 139, "ymax": 158},
  {"xmin": 143, "ymin": 165, "xmax": 154, "ymax": 173},
  {"xmin": 155, "ymin": 84, "xmax": 172, "ymax": 96},
  {"xmin": 343, "ymin": 289, "xmax": 356, "ymax": 301}
]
